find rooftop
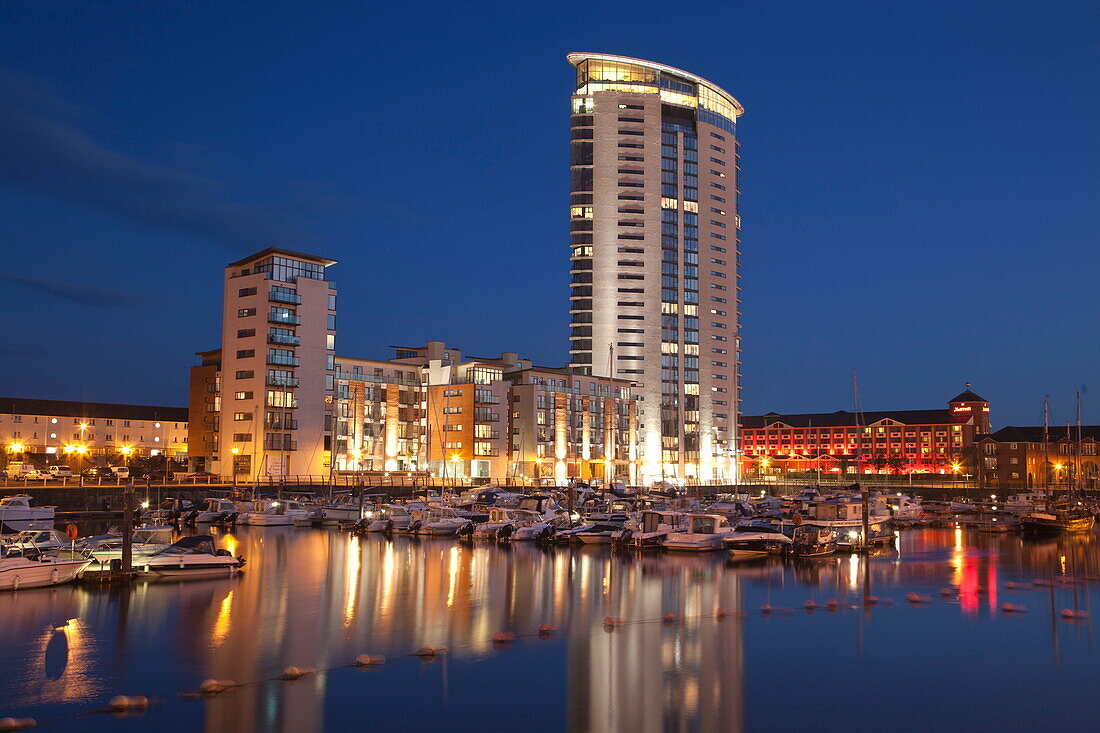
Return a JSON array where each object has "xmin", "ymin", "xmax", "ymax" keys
[
  {"xmin": 0, "ymin": 397, "xmax": 188, "ymax": 422},
  {"xmin": 227, "ymin": 247, "xmax": 337, "ymax": 268}
]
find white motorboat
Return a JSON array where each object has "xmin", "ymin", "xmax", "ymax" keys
[
  {"xmin": 724, "ymin": 523, "xmax": 792, "ymax": 557},
  {"xmin": 238, "ymin": 499, "xmax": 312, "ymax": 526},
  {"xmin": 1005, "ymin": 492, "xmax": 1048, "ymax": 514},
  {"xmin": 361, "ymin": 504, "xmax": 415, "ymax": 533},
  {"xmin": 0, "ymin": 551, "xmax": 90, "ymax": 590},
  {"xmin": 473, "ymin": 507, "xmax": 522, "ymax": 540},
  {"xmin": 0, "ymin": 495, "xmax": 56, "ymax": 532},
  {"xmin": 82, "ymin": 526, "xmax": 177, "ymax": 575},
  {"xmin": 415, "ymin": 507, "xmax": 474, "ymax": 537},
  {"xmin": 1, "ymin": 529, "xmax": 71, "ymax": 552},
  {"xmin": 136, "ymin": 535, "xmax": 243, "ymax": 578},
  {"xmin": 614, "ymin": 510, "xmax": 687, "ymax": 549},
  {"xmin": 575, "ymin": 514, "xmax": 631, "ymax": 545},
  {"xmin": 193, "ymin": 498, "xmax": 245, "ymax": 524},
  {"xmin": 662, "ymin": 513, "xmax": 737, "ymax": 552},
  {"xmin": 887, "ymin": 494, "xmax": 924, "ymax": 520},
  {"xmin": 316, "ymin": 492, "xmax": 365, "ymax": 523}
]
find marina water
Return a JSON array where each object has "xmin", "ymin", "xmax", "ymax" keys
[{"xmin": 2, "ymin": 526, "xmax": 1098, "ymax": 731}]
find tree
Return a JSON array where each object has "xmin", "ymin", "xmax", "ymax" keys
[
  {"xmin": 887, "ymin": 453, "xmax": 907, "ymax": 474},
  {"xmin": 870, "ymin": 453, "xmax": 888, "ymax": 472}
]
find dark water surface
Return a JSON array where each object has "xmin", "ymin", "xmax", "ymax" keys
[{"xmin": 2, "ymin": 526, "xmax": 1100, "ymax": 731}]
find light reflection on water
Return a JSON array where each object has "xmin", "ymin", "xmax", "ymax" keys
[{"xmin": 0, "ymin": 527, "xmax": 1099, "ymax": 731}]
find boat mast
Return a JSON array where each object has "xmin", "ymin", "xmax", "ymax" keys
[
  {"xmin": 1043, "ymin": 395, "xmax": 1050, "ymax": 503},
  {"xmin": 851, "ymin": 368, "xmax": 865, "ymax": 479},
  {"xmin": 1075, "ymin": 390, "xmax": 1083, "ymax": 501}
]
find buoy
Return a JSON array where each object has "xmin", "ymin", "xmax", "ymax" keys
[
  {"xmin": 354, "ymin": 654, "xmax": 387, "ymax": 666},
  {"xmin": 108, "ymin": 695, "xmax": 149, "ymax": 711},
  {"xmin": 280, "ymin": 666, "xmax": 315, "ymax": 680},
  {"xmin": 1000, "ymin": 603, "xmax": 1027, "ymax": 614},
  {"xmin": 906, "ymin": 593, "xmax": 931, "ymax": 604},
  {"xmin": 602, "ymin": 616, "xmax": 624, "ymax": 627},
  {"xmin": 492, "ymin": 631, "xmax": 516, "ymax": 644},
  {"xmin": 826, "ymin": 599, "xmax": 838, "ymax": 610},
  {"xmin": 537, "ymin": 624, "xmax": 553, "ymax": 637},
  {"xmin": 1061, "ymin": 609, "xmax": 1089, "ymax": 620},
  {"xmin": 0, "ymin": 718, "xmax": 36, "ymax": 730},
  {"xmin": 661, "ymin": 612, "xmax": 679, "ymax": 623},
  {"xmin": 760, "ymin": 604, "xmax": 772, "ymax": 614},
  {"xmin": 940, "ymin": 587, "xmax": 956, "ymax": 597},
  {"xmin": 715, "ymin": 608, "xmax": 728, "ymax": 619},
  {"xmin": 415, "ymin": 645, "xmax": 447, "ymax": 657},
  {"xmin": 804, "ymin": 600, "xmax": 817, "ymax": 610},
  {"xmin": 199, "ymin": 679, "xmax": 237, "ymax": 695},
  {"xmin": 865, "ymin": 596, "xmax": 879, "ymax": 605}
]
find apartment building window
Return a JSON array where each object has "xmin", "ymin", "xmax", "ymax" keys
[
  {"xmin": 266, "ymin": 390, "xmax": 296, "ymax": 408},
  {"xmin": 443, "ymin": 406, "xmax": 462, "ymax": 414},
  {"xmin": 238, "ymin": 307, "xmax": 257, "ymax": 317},
  {"xmin": 236, "ymin": 349, "xmax": 255, "ymax": 359},
  {"xmin": 235, "ymin": 370, "xmax": 254, "ymax": 379},
  {"xmin": 232, "ymin": 433, "xmax": 252, "ymax": 442},
  {"xmin": 234, "ymin": 391, "xmax": 253, "ymax": 400},
  {"xmin": 442, "ymin": 424, "xmax": 462, "ymax": 432},
  {"xmin": 238, "ymin": 287, "xmax": 257, "ymax": 297},
  {"xmin": 233, "ymin": 412, "xmax": 251, "ymax": 421},
  {"xmin": 237, "ymin": 328, "xmax": 256, "ymax": 338}
]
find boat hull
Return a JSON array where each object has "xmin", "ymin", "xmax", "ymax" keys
[{"xmin": 0, "ymin": 558, "xmax": 89, "ymax": 590}]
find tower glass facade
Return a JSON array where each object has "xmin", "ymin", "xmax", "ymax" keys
[{"xmin": 567, "ymin": 53, "xmax": 743, "ymax": 483}]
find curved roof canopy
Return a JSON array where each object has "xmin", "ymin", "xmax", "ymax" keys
[{"xmin": 566, "ymin": 52, "xmax": 744, "ymax": 118}]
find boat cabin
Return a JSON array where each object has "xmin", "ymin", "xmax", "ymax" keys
[{"xmin": 685, "ymin": 514, "xmax": 731, "ymax": 534}]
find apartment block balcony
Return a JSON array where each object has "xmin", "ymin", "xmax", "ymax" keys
[
  {"xmin": 266, "ymin": 376, "xmax": 300, "ymax": 388},
  {"xmin": 263, "ymin": 437, "xmax": 297, "ymax": 451},
  {"xmin": 268, "ymin": 312, "xmax": 301, "ymax": 325},
  {"xmin": 264, "ymin": 418, "xmax": 298, "ymax": 430},
  {"xmin": 269, "ymin": 289, "xmax": 302, "ymax": 305},
  {"xmin": 267, "ymin": 354, "xmax": 300, "ymax": 367},
  {"xmin": 268, "ymin": 333, "xmax": 301, "ymax": 346}
]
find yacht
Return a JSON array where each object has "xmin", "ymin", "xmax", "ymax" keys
[
  {"xmin": 316, "ymin": 492, "xmax": 365, "ymax": 523},
  {"xmin": 0, "ymin": 495, "xmax": 55, "ymax": 532},
  {"xmin": 662, "ymin": 514, "xmax": 737, "ymax": 552},
  {"xmin": 135, "ymin": 535, "xmax": 243, "ymax": 578},
  {"xmin": 1020, "ymin": 499, "xmax": 1095, "ymax": 533}
]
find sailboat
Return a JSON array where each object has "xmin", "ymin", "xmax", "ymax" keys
[{"xmin": 1021, "ymin": 394, "xmax": 1095, "ymax": 533}]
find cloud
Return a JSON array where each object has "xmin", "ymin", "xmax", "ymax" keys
[
  {"xmin": 0, "ymin": 68, "xmax": 312, "ymax": 250},
  {"xmin": 0, "ymin": 275, "xmax": 151, "ymax": 307}
]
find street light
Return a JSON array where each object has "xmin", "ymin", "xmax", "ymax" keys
[{"xmin": 231, "ymin": 447, "xmax": 241, "ymax": 488}]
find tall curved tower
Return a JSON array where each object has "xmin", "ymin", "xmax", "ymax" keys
[{"xmin": 566, "ymin": 53, "xmax": 744, "ymax": 483}]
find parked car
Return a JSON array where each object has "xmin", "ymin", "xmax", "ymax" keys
[
  {"xmin": 4, "ymin": 463, "xmax": 43, "ymax": 480},
  {"xmin": 109, "ymin": 466, "xmax": 131, "ymax": 480},
  {"xmin": 185, "ymin": 471, "xmax": 219, "ymax": 482},
  {"xmin": 47, "ymin": 465, "xmax": 74, "ymax": 478},
  {"xmin": 144, "ymin": 470, "xmax": 177, "ymax": 482}
]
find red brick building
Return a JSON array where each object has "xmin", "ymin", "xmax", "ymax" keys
[{"xmin": 739, "ymin": 388, "xmax": 990, "ymax": 477}]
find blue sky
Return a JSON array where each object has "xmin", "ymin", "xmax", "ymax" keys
[{"xmin": 0, "ymin": 0, "xmax": 1097, "ymax": 426}]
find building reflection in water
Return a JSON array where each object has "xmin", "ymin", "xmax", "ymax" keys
[{"xmin": 2, "ymin": 527, "xmax": 1100, "ymax": 730}]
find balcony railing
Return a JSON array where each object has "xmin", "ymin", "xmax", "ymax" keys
[
  {"xmin": 268, "ymin": 333, "xmax": 301, "ymax": 346},
  {"xmin": 265, "ymin": 419, "xmax": 298, "ymax": 430},
  {"xmin": 267, "ymin": 355, "xmax": 300, "ymax": 367},
  {"xmin": 264, "ymin": 438, "xmax": 297, "ymax": 451},
  {"xmin": 268, "ymin": 312, "xmax": 301, "ymax": 325},
  {"xmin": 266, "ymin": 376, "xmax": 300, "ymax": 388},
  {"xmin": 265, "ymin": 398, "xmax": 298, "ymax": 409},
  {"xmin": 333, "ymin": 370, "xmax": 421, "ymax": 386},
  {"xmin": 269, "ymin": 290, "xmax": 302, "ymax": 305}
]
